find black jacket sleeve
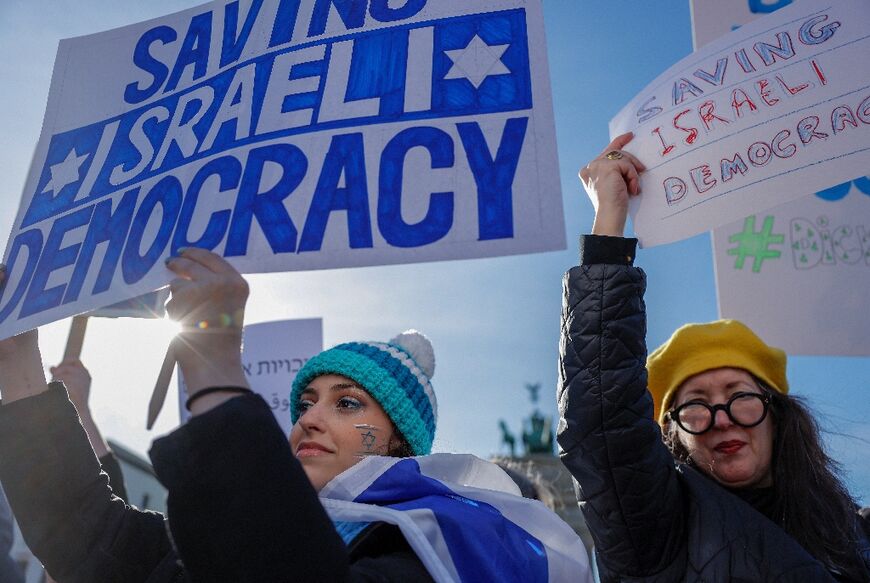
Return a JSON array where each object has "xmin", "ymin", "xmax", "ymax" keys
[
  {"xmin": 0, "ymin": 383, "xmax": 179, "ymax": 583},
  {"xmin": 0, "ymin": 485, "xmax": 24, "ymax": 583},
  {"xmin": 557, "ymin": 235, "xmax": 686, "ymax": 577},
  {"xmin": 99, "ymin": 451, "xmax": 129, "ymax": 502},
  {"xmin": 0, "ymin": 385, "xmax": 431, "ymax": 582},
  {"xmin": 150, "ymin": 393, "xmax": 431, "ymax": 583}
]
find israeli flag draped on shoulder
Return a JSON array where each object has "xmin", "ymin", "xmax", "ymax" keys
[{"xmin": 320, "ymin": 453, "xmax": 592, "ymax": 583}]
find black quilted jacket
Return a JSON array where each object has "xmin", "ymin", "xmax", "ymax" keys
[{"xmin": 557, "ymin": 235, "xmax": 842, "ymax": 582}]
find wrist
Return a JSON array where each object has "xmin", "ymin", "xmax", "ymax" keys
[
  {"xmin": 186, "ymin": 386, "xmax": 253, "ymax": 416},
  {"xmin": 0, "ymin": 341, "xmax": 49, "ymax": 404},
  {"xmin": 176, "ymin": 331, "xmax": 248, "ymax": 394},
  {"xmin": 591, "ymin": 201, "xmax": 629, "ymax": 237},
  {"xmin": 591, "ymin": 213, "xmax": 627, "ymax": 237},
  {"xmin": 175, "ymin": 328, "xmax": 243, "ymax": 364}
]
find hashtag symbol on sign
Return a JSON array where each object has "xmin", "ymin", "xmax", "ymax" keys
[{"xmin": 727, "ymin": 215, "xmax": 785, "ymax": 273}]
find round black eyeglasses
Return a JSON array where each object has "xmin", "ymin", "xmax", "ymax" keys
[{"xmin": 667, "ymin": 391, "xmax": 770, "ymax": 435}]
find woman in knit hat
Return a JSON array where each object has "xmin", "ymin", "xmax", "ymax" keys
[
  {"xmin": 0, "ymin": 250, "xmax": 590, "ymax": 583},
  {"xmin": 287, "ymin": 329, "xmax": 437, "ymax": 491},
  {"xmin": 287, "ymin": 330, "xmax": 590, "ymax": 582},
  {"xmin": 557, "ymin": 133, "xmax": 870, "ymax": 582}
]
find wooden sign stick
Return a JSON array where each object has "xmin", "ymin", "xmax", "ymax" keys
[{"xmin": 63, "ymin": 316, "xmax": 90, "ymax": 361}]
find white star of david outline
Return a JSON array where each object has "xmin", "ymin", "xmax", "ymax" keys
[{"xmin": 444, "ymin": 34, "xmax": 511, "ymax": 89}]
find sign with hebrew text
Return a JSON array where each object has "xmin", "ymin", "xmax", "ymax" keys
[
  {"xmin": 0, "ymin": 0, "xmax": 562, "ymax": 340},
  {"xmin": 611, "ymin": 0, "xmax": 870, "ymax": 247},
  {"xmin": 179, "ymin": 317, "xmax": 323, "ymax": 432}
]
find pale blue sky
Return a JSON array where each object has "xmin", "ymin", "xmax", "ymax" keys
[{"xmin": 0, "ymin": 0, "xmax": 866, "ymax": 504}]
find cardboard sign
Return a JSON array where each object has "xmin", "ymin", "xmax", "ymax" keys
[
  {"xmin": 89, "ymin": 289, "xmax": 169, "ymax": 318},
  {"xmin": 692, "ymin": 0, "xmax": 870, "ymax": 356},
  {"xmin": 712, "ymin": 179, "xmax": 870, "ymax": 355},
  {"xmin": 0, "ymin": 0, "xmax": 563, "ymax": 340},
  {"xmin": 611, "ymin": 0, "xmax": 870, "ymax": 247},
  {"xmin": 179, "ymin": 317, "xmax": 323, "ymax": 433},
  {"xmin": 690, "ymin": 0, "xmax": 796, "ymax": 50}
]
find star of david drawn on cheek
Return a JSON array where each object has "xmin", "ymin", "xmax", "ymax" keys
[{"xmin": 361, "ymin": 430, "xmax": 377, "ymax": 450}]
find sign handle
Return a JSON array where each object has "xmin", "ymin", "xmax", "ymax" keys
[
  {"xmin": 147, "ymin": 338, "xmax": 177, "ymax": 430},
  {"xmin": 63, "ymin": 316, "xmax": 89, "ymax": 361}
]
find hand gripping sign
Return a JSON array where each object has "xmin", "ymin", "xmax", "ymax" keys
[
  {"xmin": 610, "ymin": 0, "xmax": 870, "ymax": 247},
  {"xmin": 0, "ymin": 0, "xmax": 563, "ymax": 340},
  {"xmin": 177, "ymin": 318, "xmax": 323, "ymax": 434}
]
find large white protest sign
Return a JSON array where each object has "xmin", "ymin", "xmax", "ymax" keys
[
  {"xmin": 690, "ymin": 0, "xmax": 797, "ymax": 50},
  {"xmin": 179, "ymin": 318, "xmax": 323, "ymax": 433},
  {"xmin": 610, "ymin": 0, "xmax": 870, "ymax": 247},
  {"xmin": 712, "ymin": 181, "xmax": 870, "ymax": 355},
  {"xmin": 692, "ymin": 0, "xmax": 870, "ymax": 356},
  {"xmin": 0, "ymin": 0, "xmax": 563, "ymax": 340},
  {"xmin": 89, "ymin": 290, "xmax": 170, "ymax": 318}
]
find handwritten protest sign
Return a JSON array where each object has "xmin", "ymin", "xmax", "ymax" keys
[
  {"xmin": 179, "ymin": 318, "xmax": 323, "ymax": 433},
  {"xmin": 713, "ymin": 181, "xmax": 870, "ymax": 355},
  {"xmin": 610, "ymin": 0, "xmax": 870, "ymax": 247},
  {"xmin": 89, "ymin": 290, "xmax": 170, "ymax": 318},
  {"xmin": 690, "ymin": 0, "xmax": 797, "ymax": 50},
  {"xmin": 692, "ymin": 0, "xmax": 870, "ymax": 356},
  {"xmin": 0, "ymin": 0, "xmax": 562, "ymax": 340}
]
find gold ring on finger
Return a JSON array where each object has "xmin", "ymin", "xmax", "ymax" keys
[{"xmin": 605, "ymin": 150, "xmax": 623, "ymax": 160}]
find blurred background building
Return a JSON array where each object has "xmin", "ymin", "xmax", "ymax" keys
[{"xmin": 493, "ymin": 383, "xmax": 594, "ymax": 556}]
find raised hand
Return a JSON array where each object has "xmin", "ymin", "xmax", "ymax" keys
[
  {"xmin": 578, "ymin": 132, "xmax": 647, "ymax": 237},
  {"xmin": 164, "ymin": 247, "xmax": 249, "ymax": 332},
  {"xmin": 0, "ymin": 267, "xmax": 48, "ymax": 404},
  {"xmin": 164, "ymin": 248, "xmax": 250, "ymax": 413},
  {"xmin": 50, "ymin": 359, "xmax": 92, "ymax": 413},
  {"xmin": 51, "ymin": 358, "xmax": 111, "ymax": 457}
]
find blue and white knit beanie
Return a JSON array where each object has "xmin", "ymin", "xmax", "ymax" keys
[{"xmin": 290, "ymin": 330, "xmax": 437, "ymax": 455}]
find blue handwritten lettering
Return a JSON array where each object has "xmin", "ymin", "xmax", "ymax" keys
[
  {"xmin": 227, "ymin": 144, "xmax": 307, "ymax": 255},
  {"xmin": 165, "ymin": 12, "xmax": 213, "ymax": 93},
  {"xmin": 299, "ymin": 133, "xmax": 373, "ymax": 252},
  {"xmin": 458, "ymin": 117, "xmax": 528, "ymax": 241},
  {"xmin": 221, "ymin": 0, "xmax": 265, "ymax": 68},
  {"xmin": 66, "ymin": 189, "xmax": 139, "ymax": 302},
  {"xmin": 378, "ymin": 126, "xmax": 454, "ymax": 248},
  {"xmin": 0, "ymin": 231, "xmax": 43, "ymax": 324},
  {"xmin": 125, "ymin": 26, "xmax": 177, "ymax": 104},
  {"xmin": 122, "ymin": 176, "xmax": 183, "ymax": 284},
  {"xmin": 20, "ymin": 207, "xmax": 94, "ymax": 318},
  {"xmin": 172, "ymin": 157, "xmax": 242, "ymax": 252}
]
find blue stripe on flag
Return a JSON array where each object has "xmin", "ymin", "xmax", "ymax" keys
[{"xmin": 354, "ymin": 458, "xmax": 548, "ymax": 582}]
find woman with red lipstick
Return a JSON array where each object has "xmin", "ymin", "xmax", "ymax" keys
[
  {"xmin": 0, "ymin": 249, "xmax": 590, "ymax": 583},
  {"xmin": 557, "ymin": 134, "xmax": 870, "ymax": 582}
]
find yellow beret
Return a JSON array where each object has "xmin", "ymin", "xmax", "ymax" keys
[{"xmin": 647, "ymin": 319, "xmax": 788, "ymax": 425}]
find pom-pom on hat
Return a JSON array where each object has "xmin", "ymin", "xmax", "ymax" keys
[
  {"xmin": 291, "ymin": 330, "xmax": 437, "ymax": 455},
  {"xmin": 647, "ymin": 319, "xmax": 789, "ymax": 425}
]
